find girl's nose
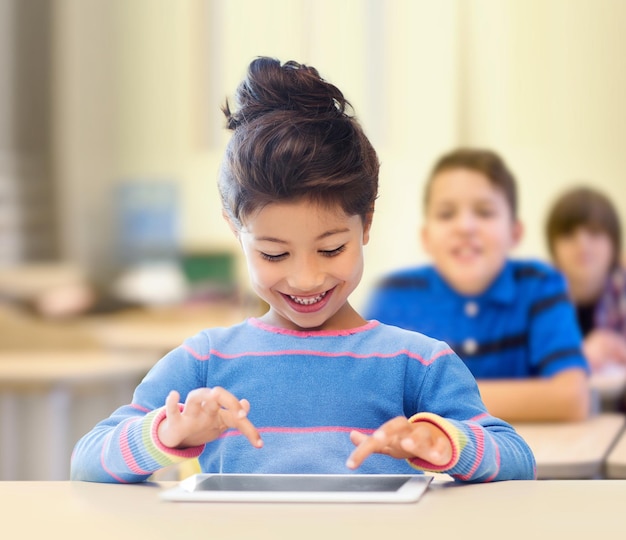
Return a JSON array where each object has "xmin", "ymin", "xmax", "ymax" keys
[
  {"xmin": 286, "ymin": 257, "xmax": 324, "ymax": 292},
  {"xmin": 573, "ymin": 228, "xmax": 592, "ymax": 246}
]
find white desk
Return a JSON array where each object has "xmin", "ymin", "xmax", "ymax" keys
[
  {"xmin": 2, "ymin": 480, "xmax": 626, "ymax": 540},
  {"xmin": 606, "ymin": 427, "xmax": 626, "ymax": 478},
  {"xmin": 513, "ymin": 412, "xmax": 625, "ymax": 479},
  {"xmin": 0, "ymin": 350, "xmax": 158, "ymax": 480}
]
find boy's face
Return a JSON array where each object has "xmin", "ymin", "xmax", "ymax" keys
[
  {"xmin": 552, "ymin": 226, "xmax": 613, "ymax": 298},
  {"xmin": 421, "ymin": 167, "xmax": 522, "ymax": 296},
  {"xmin": 236, "ymin": 199, "xmax": 371, "ymax": 331}
]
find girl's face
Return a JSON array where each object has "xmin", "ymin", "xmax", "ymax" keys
[
  {"xmin": 235, "ymin": 198, "xmax": 371, "ymax": 332},
  {"xmin": 552, "ymin": 226, "xmax": 614, "ymax": 300},
  {"xmin": 421, "ymin": 168, "xmax": 522, "ymax": 296}
]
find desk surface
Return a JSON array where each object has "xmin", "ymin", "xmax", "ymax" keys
[
  {"xmin": 606, "ymin": 427, "xmax": 626, "ymax": 478},
  {"xmin": 513, "ymin": 412, "xmax": 625, "ymax": 479},
  {"xmin": 0, "ymin": 349, "xmax": 157, "ymax": 387},
  {"xmin": 2, "ymin": 480, "xmax": 625, "ymax": 540}
]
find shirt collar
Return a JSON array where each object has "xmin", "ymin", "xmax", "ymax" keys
[{"xmin": 430, "ymin": 261, "xmax": 515, "ymax": 305}]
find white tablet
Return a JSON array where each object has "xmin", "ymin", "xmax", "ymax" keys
[{"xmin": 159, "ymin": 473, "xmax": 432, "ymax": 503}]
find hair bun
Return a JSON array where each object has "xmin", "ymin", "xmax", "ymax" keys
[{"xmin": 223, "ymin": 57, "xmax": 351, "ymax": 129}]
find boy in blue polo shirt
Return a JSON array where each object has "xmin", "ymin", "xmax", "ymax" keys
[{"xmin": 364, "ymin": 148, "xmax": 590, "ymax": 422}]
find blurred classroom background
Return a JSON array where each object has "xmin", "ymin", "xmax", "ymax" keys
[
  {"xmin": 2, "ymin": 0, "xmax": 626, "ymax": 310},
  {"xmin": 1, "ymin": 0, "xmax": 626, "ymax": 479}
]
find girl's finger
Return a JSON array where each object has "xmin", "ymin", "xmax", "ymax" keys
[
  {"xmin": 208, "ymin": 388, "xmax": 262, "ymax": 448},
  {"xmin": 349, "ymin": 430, "xmax": 369, "ymax": 446},
  {"xmin": 239, "ymin": 398, "xmax": 251, "ymax": 414},
  {"xmin": 346, "ymin": 417, "xmax": 413, "ymax": 469},
  {"xmin": 165, "ymin": 390, "xmax": 181, "ymax": 417},
  {"xmin": 211, "ymin": 387, "xmax": 246, "ymax": 413},
  {"xmin": 232, "ymin": 417, "xmax": 264, "ymax": 448},
  {"xmin": 346, "ymin": 430, "xmax": 387, "ymax": 469}
]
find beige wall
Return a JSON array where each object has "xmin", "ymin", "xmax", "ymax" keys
[
  {"xmin": 52, "ymin": 0, "xmax": 626, "ymax": 309},
  {"xmin": 461, "ymin": 0, "xmax": 626, "ymax": 264}
]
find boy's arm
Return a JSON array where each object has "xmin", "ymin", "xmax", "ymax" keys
[
  {"xmin": 477, "ymin": 368, "xmax": 590, "ymax": 422},
  {"xmin": 506, "ymin": 266, "xmax": 592, "ymax": 422}
]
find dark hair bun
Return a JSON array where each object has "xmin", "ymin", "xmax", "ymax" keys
[{"xmin": 223, "ymin": 57, "xmax": 351, "ymax": 129}]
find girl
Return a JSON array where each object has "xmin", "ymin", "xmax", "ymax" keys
[
  {"xmin": 70, "ymin": 58, "xmax": 535, "ymax": 483},
  {"xmin": 546, "ymin": 186, "xmax": 626, "ymax": 372}
]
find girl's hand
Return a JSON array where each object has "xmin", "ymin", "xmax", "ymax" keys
[
  {"xmin": 346, "ymin": 416, "xmax": 452, "ymax": 470},
  {"xmin": 583, "ymin": 329, "xmax": 626, "ymax": 371},
  {"xmin": 157, "ymin": 387, "xmax": 263, "ymax": 450}
]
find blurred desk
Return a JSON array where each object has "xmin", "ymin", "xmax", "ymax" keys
[
  {"xmin": 3, "ymin": 480, "xmax": 626, "ymax": 539},
  {"xmin": 84, "ymin": 301, "xmax": 259, "ymax": 353},
  {"xmin": 0, "ymin": 303, "xmax": 100, "ymax": 351},
  {"xmin": 606, "ymin": 426, "xmax": 626, "ymax": 478},
  {"xmin": 0, "ymin": 299, "xmax": 262, "ymax": 480},
  {"xmin": 0, "ymin": 350, "xmax": 157, "ymax": 480},
  {"xmin": 0, "ymin": 298, "xmax": 262, "ymax": 354},
  {"xmin": 513, "ymin": 413, "xmax": 625, "ymax": 479}
]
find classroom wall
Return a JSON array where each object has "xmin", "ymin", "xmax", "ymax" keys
[
  {"xmin": 460, "ymin": 0, "xmax": 626, "ymax": 264},
  {"xmin": 50, "ymin": 0, "xmax": 626, "ymax": 310}
]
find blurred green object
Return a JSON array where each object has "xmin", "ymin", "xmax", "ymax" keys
[{"xmin": 181, "ymin": 251, "xmax": 237, "ymax": 300}]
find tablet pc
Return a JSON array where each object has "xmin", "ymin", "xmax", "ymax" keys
[{"xmin": 159, "ymin": 473, "xmax": 433, "ymax": 503}]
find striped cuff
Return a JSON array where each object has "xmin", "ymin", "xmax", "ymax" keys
[
  {"xmin": 405, "ymin": 412, "xmax": 463, "ymax": 472},
  {"xmin": 147, "ymin": 406, "xmax": 205, "ymax": 464}
]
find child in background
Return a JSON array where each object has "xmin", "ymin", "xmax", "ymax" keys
[
  {"xmin": 545, "ymin": 186, "xmax": 626, "ymax": 373},
  {"xmin": 70, "ymin": 59, "xmax": 535, "ymax": 483},
  {"xmin": 364, "ymin": 148, "xmax": 590, "ymax": 423}
]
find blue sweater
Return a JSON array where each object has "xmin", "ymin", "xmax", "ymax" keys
[
  {"xmin": 70, "ymin": 318, "xmax": 536, "ymax": 483},
  {"xmin": 364, "ymin": 259, "xmax": 589, "ymax": 379}
]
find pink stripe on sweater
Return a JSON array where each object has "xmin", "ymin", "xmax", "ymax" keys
[
  {"xmin": 469, "ymin": 412, "xmax": 490, "ymax": 422},
  {"xmin": 219, "ymin": 426, "xmax": 376, "ymax": 439},
  {"xmin": 250, "ymin": 317, "xmax": 378, "ymax": 336},
  {"xmin": 484, "ymin": 438, "xmax": 501, "ymax": 482},
  {"xmin": 100, "ymin": 432, "xmax": 129, "ymax": 483},
  {"xmin": 119, "ymin": 418, "xmax": 152, "ymax": 475},
  {"xmin": 182, "ymin": 344, "xmax": 452, "ymax": 366},
  {"xmin": 456, "ymin": 424, "xmax": 485, "ymax": 481},
  {"xmin": 130, "ymin": 403, "xmax": 150, "ymax": 413}
]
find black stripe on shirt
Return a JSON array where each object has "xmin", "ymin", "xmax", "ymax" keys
[
  {"xmin": 378, "ymin": 275, "xmax": 429, "ymax": 290},
  {"xmin": 514, "ymin": 266, "xmax": 549, "ymax": 281},
  {"xmin": 535, "ymin": 348, "xmax": 582, "ymax": 373},
  {"xmin": 451, "ymin": 332, "xmax": 528, "ymax": 359},
  {"xmin": 529, "ymin": 293, "xmax": 570, "ymax": 318}
]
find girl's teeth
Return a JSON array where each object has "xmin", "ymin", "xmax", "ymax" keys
[{"xmin": 290, "ymin": 292, "xmax": 327, "ymax": 305}]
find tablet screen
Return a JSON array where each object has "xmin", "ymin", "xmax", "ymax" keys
[
  {"xmin": 160, "ymin": 474, "xmax": 433, "ymax": 503},
  {"xmin": 195, "ymin": 474, "xmax": 411, "ymax": 492}
]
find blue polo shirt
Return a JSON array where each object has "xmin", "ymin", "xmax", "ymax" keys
[{"xmin": 363, "ymin": 259, "xmax": 589, "ymax": 379}]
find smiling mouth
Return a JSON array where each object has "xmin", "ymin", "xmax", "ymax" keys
[
  {"xmin": 289, "ymin": 291, "xmax": 328, "ymax": 305},
  {"xmin": 454, "ymin": 246, "xmax": 480, "ymax": 256}
]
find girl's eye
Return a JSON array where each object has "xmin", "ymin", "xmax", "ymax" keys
[
  {"xmin": 260, "ymin": 252, "xmax": 288, "ymax": 262},
  {"xmin": 320, "ymin": 245, "xmax": 346, "ymax": 257},
  {"xmin": 477, "ymin": 208, "xmax": 495, "ymax": 218},
  {"xmin": 434, "ymin": 210, "xmax": 454, "ymax": 220}
]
